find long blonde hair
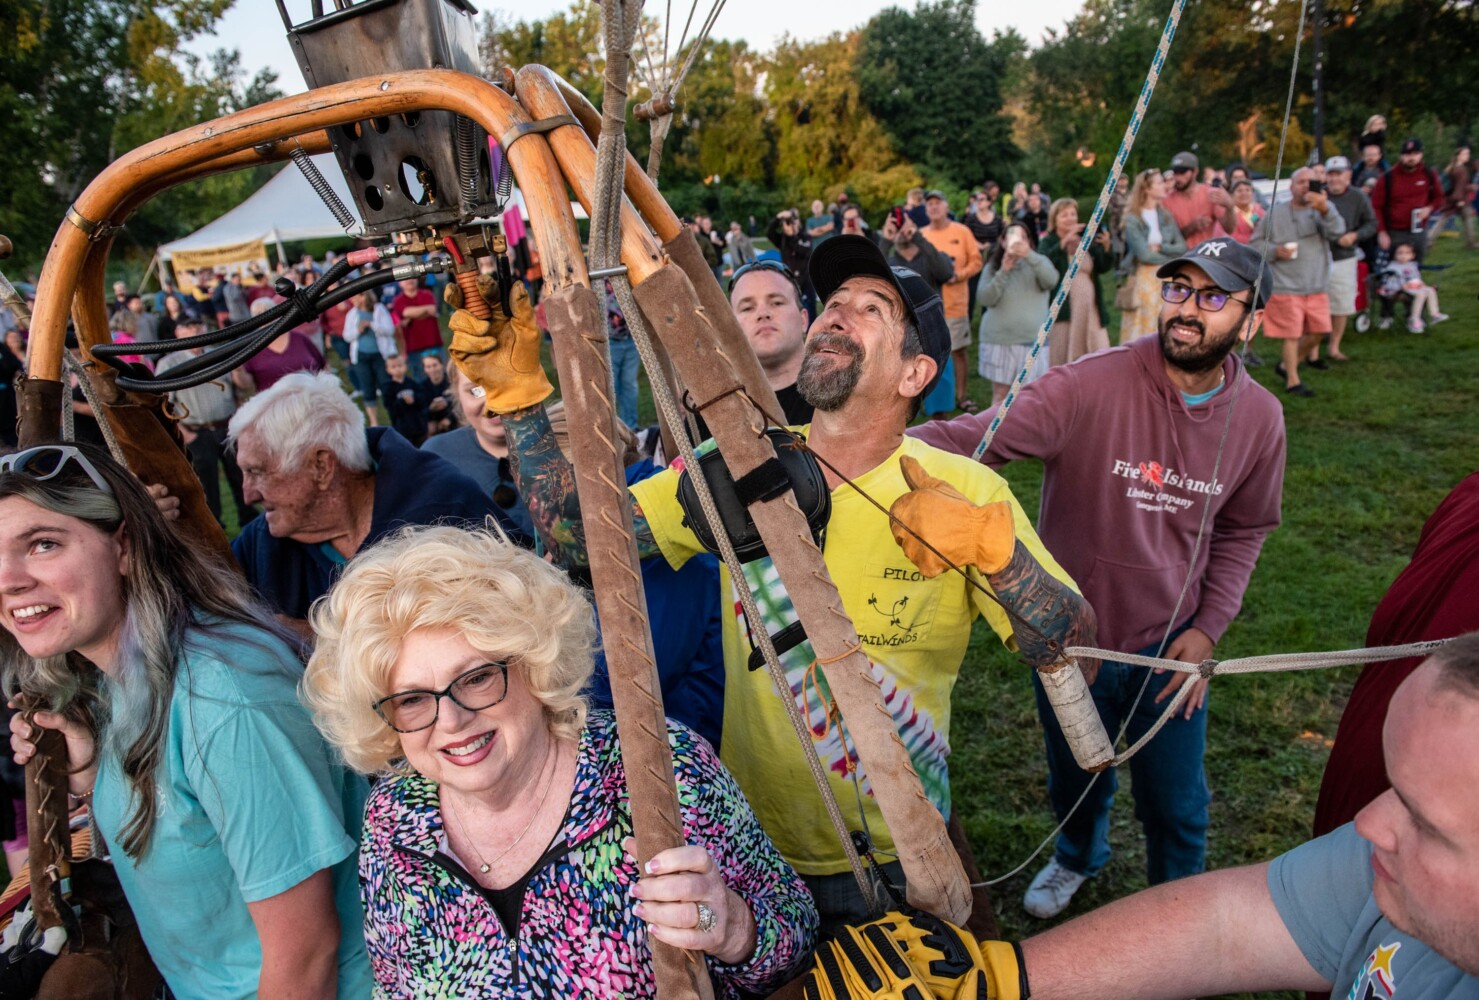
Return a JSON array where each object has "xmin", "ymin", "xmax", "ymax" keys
[{"xmin": 1127, "ymin": 168, "xmax": 1164, "ymax": 215}]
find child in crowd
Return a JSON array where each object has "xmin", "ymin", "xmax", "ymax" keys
[
  {"xmin": 1380, "ymin": 242, "xmax": 1449, "ymax": 333},
  {"xmin": 419, "ymin": 354, "xmax": 457, "ymax": 437},
  {"xmin": 380, "ymin": 354, "xmax": 426, "ymax": 445}
]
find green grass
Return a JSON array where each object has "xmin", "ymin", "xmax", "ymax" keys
[
  {"xmin": 623, "ymin": 238, "xmax": 1473, "ymax": 996},
  {"xmin": 948, "ymin": 238, "xmax": 1478, "ymax": 999},
  {"xmin": 206, "ymin": 246, "xmax": 1470, "ymax": 998}
]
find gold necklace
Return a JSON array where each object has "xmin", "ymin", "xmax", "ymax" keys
[{"xmin": 447, "ymin": 741, "xmax": 559, "ymax": 876}]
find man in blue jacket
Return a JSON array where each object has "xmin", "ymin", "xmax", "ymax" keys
[{"xmin": 228, "ymin": 370, "xmax": 528, "ymax": 629}]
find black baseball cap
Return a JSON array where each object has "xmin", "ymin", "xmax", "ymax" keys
[
  {"xmin": 1155, "ymin": 237, "xmax": 1274, "ymax": 308},
  {"xmin": 1400, "ymin": 137, "xmax": 1423, "ymax": 154},
  {"xmin": 807, "ymin": 234, "xmax": 952, "ymax": 394}
]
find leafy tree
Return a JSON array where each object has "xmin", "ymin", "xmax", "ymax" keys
[
  {"xmin": 766, "ymin": 32, "xmax": 922, "ymax": 216},
  {"xmin": 0, "ymin": 1, "xmax": 279, "ymax": 274},
  {"xmin": 658, "ymin": 40, "xmax": 775, "ymax": 190},
  {"xmin": 856, "ymin": 0, "xmax": 1020, "ymax": 189}
]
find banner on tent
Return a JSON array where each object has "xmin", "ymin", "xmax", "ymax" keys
[{"xmin": 170, "ymin": 239, "xmax": 270, "ymax": 298}]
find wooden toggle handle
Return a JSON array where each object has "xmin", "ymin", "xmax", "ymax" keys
[{"xmin": 1039, "ymin": 660, "xmax": 1115, "ymax": 772}]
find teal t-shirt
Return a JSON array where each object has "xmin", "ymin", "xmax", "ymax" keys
[
  {"xmin": 92, "ymin": 620, "xmax": 371, "ymax": 1000},
  {"xmin": 1268, "ymin": 823, "xmax": 1479, "ymax": 998}
]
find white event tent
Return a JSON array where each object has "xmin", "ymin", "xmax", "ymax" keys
[{"xmin": 157, "ymin": 152, "xmax": 583, "ymax": 271}]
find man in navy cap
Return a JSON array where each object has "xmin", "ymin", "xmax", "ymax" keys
[
  {"xmin": 453, "ymin": 234, "xmax": 1089, "ymax": 936},
  {"xmin": 915, "ymin": 237, "xmax": 1286, "ymax": 919}
]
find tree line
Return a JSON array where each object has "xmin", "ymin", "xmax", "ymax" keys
[{"xmin": 2, "ymin": 0, "xmax": 1474, "ymax": 274}]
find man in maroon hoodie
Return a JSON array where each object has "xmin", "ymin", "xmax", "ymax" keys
[
  {"xmin": 1370, "ymin": 137, "xmax": 1446, "ymax": 263},
  {"xmin": 913, "ymin": 238, "xmax": 1286, "ymax": 918}
]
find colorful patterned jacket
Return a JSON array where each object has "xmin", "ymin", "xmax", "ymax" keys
[{"xmin": 360, "ymin": 711, "xmax": 818, "ymax": 997}]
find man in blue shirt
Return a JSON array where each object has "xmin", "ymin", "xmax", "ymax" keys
[
  {"xmin": 964, "ymin": 634, "xmax": 1479, "ymax": 998},
  {"xmin": 229, "ymin": 371, "xmax": 528, "ymax": 628}
]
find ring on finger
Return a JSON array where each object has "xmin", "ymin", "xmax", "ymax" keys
[{"xmin": 694, "ymin": 901, "xmax": 717, "ymax": 934}]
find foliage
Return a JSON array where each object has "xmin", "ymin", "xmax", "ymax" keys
[
  {"xmin": 1020, "ymin": 0, "xmax": 1479, "ymax": 198},
  {"xmin": 765, "ymin": 32, "xmax": 923, "ymax": 219},
  {"xmin": 0, "ymin": 1, "xmax": 280, "ymax": 276},
  {"xmin": 856, "ymin": 0, "xmax": 1021, "ymax": 189}
]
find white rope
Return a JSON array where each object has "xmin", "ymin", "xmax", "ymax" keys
[
  {"xmin": 971, "ymin": 0, "xmax": 1188, "ymax": 463},
  {"xmin": 1067, "ymin": 638, "xmax": 1451, "ymax": 678},
  {"xmin": 973, "ymin": 0, "xmax": 1311, "ymax": 887}
]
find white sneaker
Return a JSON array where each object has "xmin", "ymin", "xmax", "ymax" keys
[
  {"xmin": 1023, "ymin": 858, "xmax": 1088, "ymax": 919},
  {"xmin": 1378, "ymin": 317, "xmax": 1393, "ymax": 331}
]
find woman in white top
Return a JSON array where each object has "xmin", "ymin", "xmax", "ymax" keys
[
  {"xmin": 341, "ymin": 290, "xmax": 403, "ymax": 427},
  {"xmin": 1120, "ymin": 168, "xmax": 1189, "ymax": 342}
]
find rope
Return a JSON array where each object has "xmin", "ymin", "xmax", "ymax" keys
[
  {"xmin": 969, "ymin": 0, "xmax": 1310, "ymax": 887},
  {"xmin": 63, "ymin": 351, "xmax": 126, "ymax": 464},
  {"xmin": 593, "ymin": 0, "xmax": 876, "ymax": 911},
  {"xmin": 971, "ymin": 0, "xmax": 1187, "ymax": 463}
]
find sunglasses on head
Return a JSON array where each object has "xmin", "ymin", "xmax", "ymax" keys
[
  {"xmin": 0, "ymin": 445, "xmax": 114, "ymax": 495},
  {"xmin": 728, "ymin": 259, "xmax": 803, "ymax": 299}
]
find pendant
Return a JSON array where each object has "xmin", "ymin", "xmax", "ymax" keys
[{"xmin": 479, "ymin": 863, "xmax": 491, "ymax": 874}]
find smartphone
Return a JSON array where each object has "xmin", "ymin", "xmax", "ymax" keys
[
  {"xmin": 1308, "ymin": 179, "xmax": 1325, "ymax": 194},
  {"xmin": 888, "ymin": 206, "xmax": 906, "ymax": 229}
]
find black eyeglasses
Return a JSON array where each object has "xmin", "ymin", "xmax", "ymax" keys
[
  {"xmin": 0, "ymin": 445, "xmax": 114, "ymax": 495},
  {"xmin": 372, "ymin": 661, "xmax": 510, "ymax": 734},
  {"xmin": 1160, "ymin": 281, "xmax": 1251, "ymax": 313},
  {"xmin": 728, "ymin": 259, "xmax": 803, "ymax": 298}
]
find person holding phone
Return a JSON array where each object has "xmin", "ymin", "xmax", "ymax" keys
[
  {"xmin": 975, "ymin": 223, "xmax": 1059, "ymax": 404},
  {"xmin": 1039, "ymin": 198, "xmax": 1115, "ymax": 367},
  {"xmin": 1250, "ymin": 166, "xmax": 1346, "ymax": 396}
]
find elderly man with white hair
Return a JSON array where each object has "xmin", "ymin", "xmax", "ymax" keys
[{"xmin": 228, "ymin": 371, "xmax": 529, "ymax": 627}]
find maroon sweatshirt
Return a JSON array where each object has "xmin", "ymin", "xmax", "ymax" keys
[
  {"xmin": 911, "ymin": 336, "xmax": 1286, "ymax": 654},
  {"xmin": 1369, "ymin": 162, "xmax": 1445, "ymax": 233}
]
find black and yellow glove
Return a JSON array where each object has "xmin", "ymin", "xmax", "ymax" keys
[{"xmin": 804, "ymin": 911, "xmax": 1026, "ymax": 1000}]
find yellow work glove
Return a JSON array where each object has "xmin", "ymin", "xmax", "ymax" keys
[
  {"xmin": 889, "ymin": 455, "xmax": 1016, "ymax": 577},
  {"xmin": 804, "ymin": 911, "xmax": 1024, "ymax": 1000},
  {"xmin": 444, "ymin": 276, "xmax": 553, "ymax": 414}
]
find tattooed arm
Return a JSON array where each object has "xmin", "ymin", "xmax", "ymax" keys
[
  {"xmin": 983, "ymin": 540, "xmax": 1100, "ymax": 683},
  {"xmin": 500, "ymin": 404, "xmax": 664, "ymax": 568}
]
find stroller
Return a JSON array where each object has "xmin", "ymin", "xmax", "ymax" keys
[
  {"xmin": 1360, "ymin": 244, "xmax": 1452, "ymax": 332},
  {"xmin": 1360, "ymin": 247, "xmax": 1412, "ymax": 332}
]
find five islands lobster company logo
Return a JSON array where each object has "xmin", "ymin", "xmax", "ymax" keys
[
  {"xmin": 1346, "ymin": 941, "xmax": 1400, "ymax": 999},
  {"xmin": 1110, "ymin": 457, "xmax": 1224, "ymax": 514}
]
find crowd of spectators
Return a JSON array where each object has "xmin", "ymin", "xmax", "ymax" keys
[{"xmin": 0, "ymin": 114, "xmax": 1475, "ymax": 999}]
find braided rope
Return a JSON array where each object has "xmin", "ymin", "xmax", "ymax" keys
[
  {"xmin": 970, "ymin": 0, "xmax": 1311, "ymax": 888},
  {"xmin": 972, "ymin": 0, "xmax": 1187, "ymax": 463},
  {"xmin": 592, "ymin": 0, "xmax": 875, "ymax": 910},
  {"xmin": 62, "ymin": 350, "xmax": 126, "ymax": 463}
]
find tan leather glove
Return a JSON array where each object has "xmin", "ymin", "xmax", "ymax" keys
[
  {"xmin": 889, "ymin": 455, "xmax": 1016, "ymax": 576},
  {"xmin": 444, "ymin": 277, "xmax": 553, "ymax": 414}
]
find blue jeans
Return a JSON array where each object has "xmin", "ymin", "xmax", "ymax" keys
[
  {"xmin": 353, "ymin": 352, "xmax": 389, "ymax": 406},
  {"xmin": 609, "ymin": 335, "xmax": 640, "ymax": 429},
  {"xmin": 1032, "ymin": 625, "xmax": 1210, "ymax": 884}
]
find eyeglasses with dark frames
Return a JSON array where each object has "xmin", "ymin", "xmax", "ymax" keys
[
  {"xmin": 0, "ymin": 445, "xmax": 114, "ymax": 495},
  {"xmin": 1160, "ymin": 281, "xmax": 1252, "ymax": 314},
  {"xmin": 372, "ymin": 661, "xmax": 510, "ymax": 734}
]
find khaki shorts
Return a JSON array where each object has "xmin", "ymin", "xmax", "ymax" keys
[
  {"xmin": 947, "ymin": 315, "xmax": 972, "ymax": 351},
  {"xmin": 1327, "ymin": 257, "xmax": 1358, "ymax": 316},
  {"xmin": 1263, "ymin": 292, "xmax": 1332, "ymax": 340}
]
